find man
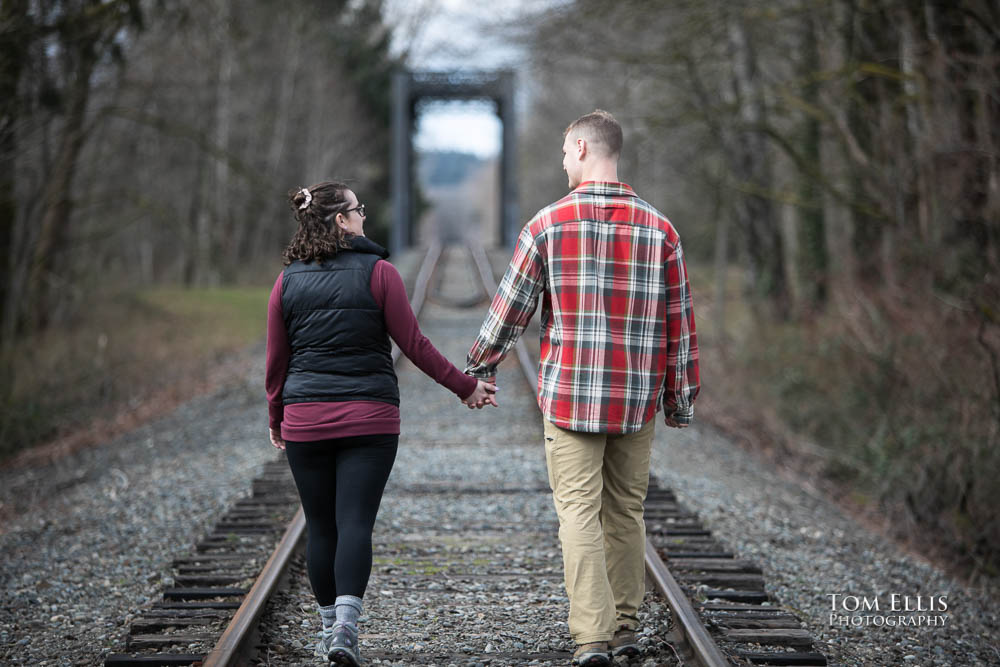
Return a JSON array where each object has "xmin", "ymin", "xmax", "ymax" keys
[{"xmin": 465, "ymin": 110, "xmax": 700, "ymax": 666}]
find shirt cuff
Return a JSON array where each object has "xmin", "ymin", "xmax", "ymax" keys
[
  {"xmin": 464, "ymin": 365, "xmax": 497, "ymax": 380},
  {"xmin": 665, "ymin": 404, "xmax": 694, "ymax": 425},
  {"xmin": 455, "ymin": 374, "xmax": 478, "ymax": 399},
  {"xmin": 269, "ymin": 404, "xmax": 284, "ymax": 431}
]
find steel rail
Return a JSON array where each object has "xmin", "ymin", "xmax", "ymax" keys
[
  {"xmin": 393, "ymin": 241, "xmax": 442, "ymax": 364},
  {"xmin": 470, "ymin": 244, "xmax": 730, "ymax": 667},
  {"xmin": 644, "ymin": 540, "xmax": 730, "ymax": 667},
  {"xmin": 202, "ymin": 242, "xmax": 444, "ymax": 667},
  {"xmin": 468, "ymin": 244, "xmax": 537, "ymax": 389},
  {"xmin": 200, "ymin": 510, "xmax": 304, "ymax": 667}
]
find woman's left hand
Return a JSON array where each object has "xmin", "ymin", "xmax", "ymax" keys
[{"xmin": 269, "ymin": 427, "xmax": 286, "ymax": 450}]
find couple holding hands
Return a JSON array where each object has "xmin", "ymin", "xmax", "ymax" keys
[{"xmin": 265, "ymin": 110, "xmax": 700, "ymax": 666}]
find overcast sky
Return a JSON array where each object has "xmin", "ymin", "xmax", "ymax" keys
[{"xmin": 383, "ymin": 0, "xmax": 554, "ymax": 157}]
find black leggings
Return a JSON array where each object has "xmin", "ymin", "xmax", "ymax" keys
[{"xmin": 284, "ymin": 434, "xmax": 398, "ymax": 606}]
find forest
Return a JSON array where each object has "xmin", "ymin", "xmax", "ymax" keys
[
  {"xmin": 1, "ymin": 0, "xmax": 397, "ymax": 457},
  {"xmin": 2, "ymin": 0, "xmax": 998, "ymax": 579}
]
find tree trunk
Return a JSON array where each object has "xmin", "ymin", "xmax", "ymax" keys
[
  {"xmin": 797, "ymin": 12, "xmax": 827, "ymax": 310},
  {"xmin": 26, "ymin": 45, "xmax": 98, "ymax": 329},
  {"xmin": 199, "ymin": 0, "xmax": 233, "ymax": 285},
  {"xmin": 725, "ymin": 2, "xmax": 788, "ymax": 319},
  {"xmin": 713, "ymin": 181, "xmax": 730, "ymax": 350},
  {"xmin": 254, "ymin": 10, "xmax": 304, "ymax": 264},
  {"xmin": 0, "ymin": 0, "xmax": 31, "ymax": 347},
  {"xmin": 977, "ymin": 84, "xmax": 1000, "ymax": 272},
  {"xmin": 818, "ymin": 0, "xmax": 857, "ymax": 308},
  {"xmin": 967, "ymin": 4, "xmax": 1000, "ymax": 271},
  {"xmin": 780, "ymin": 198, "xmax": 802, "ymax": 317},
  {"xmin": 184, "ymin": 150, "xmax": 208, "ymax": 286}
]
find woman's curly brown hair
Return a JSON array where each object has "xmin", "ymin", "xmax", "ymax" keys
[{"xmin": 282, "ymin": 181, "xmax": 354, "ymax": 265}]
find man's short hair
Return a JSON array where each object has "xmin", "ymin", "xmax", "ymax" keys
[{"xmin": 564, "ymin": 109, "xmax": 623, "ymax": 158}]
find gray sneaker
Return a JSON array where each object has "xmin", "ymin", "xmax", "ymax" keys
[
  {"xmin": 327, "ymin": 622, "xmax": 361, "ymax": 665},
  {"xmin": 315, "ymin": 629, "xmax": 335, "ymax": 659}
]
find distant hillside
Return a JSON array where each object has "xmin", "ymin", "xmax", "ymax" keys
[{"xmin": 417, "ymin": 150, "xmax": 486, "ymax": 187}]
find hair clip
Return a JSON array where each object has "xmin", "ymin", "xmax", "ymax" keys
[{"xmin": 298, "ymin": 188, "xmax": 312, "ymax": 210}]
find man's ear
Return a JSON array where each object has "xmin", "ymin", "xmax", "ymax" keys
[{"xmin": 577, "ymin": 137, "xmax": 588, "ymax": 160}]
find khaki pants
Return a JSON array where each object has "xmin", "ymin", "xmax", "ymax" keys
[{"xmin": 543, "ymin": 418, "xmax": 654, "ymax": 644}]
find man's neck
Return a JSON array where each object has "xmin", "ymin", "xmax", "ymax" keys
[{"xmin": 580, "ymin": 161, "xmax": 619, "ymax": 184}]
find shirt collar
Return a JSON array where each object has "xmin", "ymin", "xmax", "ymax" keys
[{"xmin": 572, "ymin": 181, "xmax": 637, "ymax": 198}]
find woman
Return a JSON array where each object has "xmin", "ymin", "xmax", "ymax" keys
[{"xmin": 265, "ymin": 181, "xmax": 495, "ymax": 665}]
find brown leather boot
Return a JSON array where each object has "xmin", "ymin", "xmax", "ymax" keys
[{"xmin": 609, "ymin": 625, "xmax": 640, "ymax": 658}]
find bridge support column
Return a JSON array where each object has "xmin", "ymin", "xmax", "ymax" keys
[
  {"xmin": 391, "ymin": 71, "xmax": 411, "ymax": 256},
  {"xmin": 499, "ymin": 71, "xmax": 518, "ymax": 248}
]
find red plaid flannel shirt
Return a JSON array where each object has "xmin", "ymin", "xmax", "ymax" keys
[{"xmin": 466, "ymin": 181, "xmax": 700, "ymax": 434}]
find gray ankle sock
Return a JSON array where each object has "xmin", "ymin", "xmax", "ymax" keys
[
  {"xmin": 335, "ymin": 594, "xmax": 363, "ymax": 628},
  {"xmin": 318, "ymin": 603, "xmax": 337, "ymax": 631}
]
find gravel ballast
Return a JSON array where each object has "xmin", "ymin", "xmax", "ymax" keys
[
  {"xmin": 654, "ymin": 423, "xmax": 1000, "ymax": 666},
  {"xmin": 0, "ymin": 345, "xmax": 277, "ymax": 666}
]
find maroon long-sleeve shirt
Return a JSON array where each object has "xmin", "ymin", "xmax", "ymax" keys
[{"xmin": 266, "ymin": 259, "xmax": 477, "ymax": 441}]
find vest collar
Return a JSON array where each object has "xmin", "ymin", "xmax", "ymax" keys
[{"xmin": 344, "ymin": 235, "xmax": 390, "ymax": 259}]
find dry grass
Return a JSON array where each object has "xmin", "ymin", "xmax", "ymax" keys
[
  {"xmin": 0, "ymin": 285, "xmax": 271, "ymax": 466},
  {"xmin": 690, "ymin": 264, "xmax": 1000, "ymax": 583}
]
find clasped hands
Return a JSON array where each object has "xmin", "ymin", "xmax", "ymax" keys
[{"xmin": 462, "ymin": 377, "xmax": 498, "ymax": 410}]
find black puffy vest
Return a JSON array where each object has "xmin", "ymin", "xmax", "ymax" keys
[{"xmin": 281, "ymin": 237, "xmax": 398, "ymax": 406}]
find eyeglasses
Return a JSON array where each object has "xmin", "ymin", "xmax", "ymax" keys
[{"xmin": 344, "ymin": 203, "xmax": 366, "ymax": 217}]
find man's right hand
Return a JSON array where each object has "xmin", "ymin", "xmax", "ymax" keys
[
  {"xmin": 463, "ymin": 379, "xmax": 498, "ymax": 409},
  {"xmin": 664, "ymin": 413, "xmax": 688, "ymax": 428}
]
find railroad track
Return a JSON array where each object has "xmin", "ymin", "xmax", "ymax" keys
[
  {"xmin": 106, "ymin": 243, "xmax": 827, "ymax": 666},
  {"xmin": 104, "ymin": 462, "xmax": 302, "ymax": 666}
]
